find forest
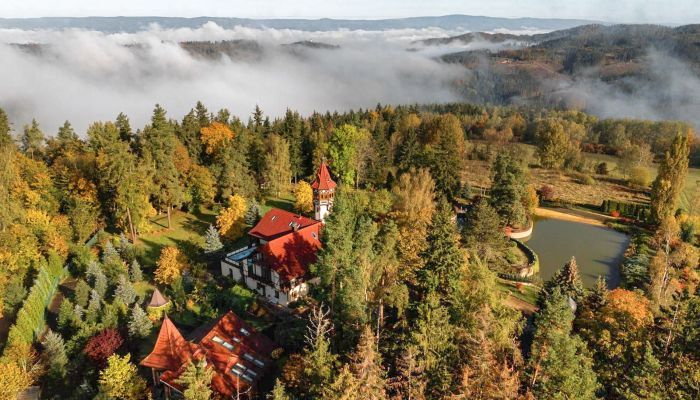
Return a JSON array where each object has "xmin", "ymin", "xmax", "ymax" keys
[{"xmin": 0, "ymin": 100, "xmax": 699, "ymax": 400}]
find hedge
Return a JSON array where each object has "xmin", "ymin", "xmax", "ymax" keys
[
  {"xmin": 601, "ymin": 199, "xmax": 651, "ymax": 221},
  {"xmin": 498, "ymin": 273, "xmax": 536, "ymax": 283},
  {"xmin": 513, "ymin": 239, "xmax": 540, "ymax": 274},
  {"xmin": 4, "ymin": 252, "xmax": 66, "ymax": 353}
]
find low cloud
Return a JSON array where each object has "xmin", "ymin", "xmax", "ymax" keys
[{"xmin": 0, "ymin": 22, "xmax": 469, "ymax": 134}]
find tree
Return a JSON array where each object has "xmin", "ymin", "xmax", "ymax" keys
[
  {"xmin": 203, "ymin": 224, "xmax": 224, "ymax": 253},
  {"xmin": 174, "ymin": 359, "xmax": 215, "ymax": 400},
  {"xmin": 651, "ymin": 131, "xmax": 690, "ymax": 222},
  {"xmin": 419, "ymin": 197, "xmax": 466, "ymax": 308},
  {"xmin": 328, "ymin": 124, "xmax": 370, "ymax": 186},
  {"xmin": 128, "ymin": 304, "xmax": 153, "ymax": 338},
  {"xmin": 41, "ymin": 330, "xmax": 68, "ymax": 377},
  {"xmin": 141, "ymin": 104, "xmax": 183, "ymax": 228},
  {"xmin": 21, "ymin": 119, "xmax": 44, "ymax": 159},
  {"xmin": 490, "ymin": 152, "xmax": 528, "ymax": 228},
  {"xmin": 186, "ymin": 164, "xmax": 216, "ymax": 211},
  {"xmin": 263, "ymin": 134, "xmax": 292, "ymax": 197},
  {"xmin": 84, "ymin": 328, "xmax": 124, "ymax": 364},
  {"xmin": 114, "ymin": 275, "xmax": 136, "ymax": 305},
  {"xmin": 216, "ymin": 195, "xmax": 247, "ymax": 241},
  {"xmin": 294, "ymin": 180, "xmax": 314, "ymax": 214},
  {"xmin": 462, "ymin": 198, "xmax": 507, "ymax": 263},
  {"xmin": 200, "ymin": 121, "xmax": 234, "ymax": 155},
  {"xmin": 74, "ymin": 278, "xmax": 90, "ymax": 308},
  {"xmin": 0, "ymin": 345, "xmax": 38, "ymax": 399},
  {"xmin": 527, "ymin": 288, "xmax": 599, "ymax": 399},
  {"xmin": 98, "ymin": 354, "xmax": 146, "ymax": 400},
  {"xmin": 389, "ymin": 345, "xmax": 426, "ymax": 400},
  {"xmin": 154, "ymin": 246, "xmax": 190, "ymax": 286},
  {"xmin": 539, "ymin": 256, "xmax": 585, "ymax": 307},
  {"xmin": 129, "ymin": 260, "xmax": 142, "ymax": 282},
  {"xmin": 618, "ymin": 143, "xmax": 653, "ymax": 178},
  {"xmin": 268, "ymin": 379, "xmax": 291, "ymax": 400},
  {"xmin": 346, "ymin": 326, "xmax": 388, "ymax": 400},
  {"xmin": 535, "ymin": 118, "xmax": 569, "ymax": 169},
  {"xmin": 298, "ymin": 305, "xmax": 338, "ymax": 398},
  {"xmin": 0, "ymin": 108, "xmax": 11, "ymax": 147}
]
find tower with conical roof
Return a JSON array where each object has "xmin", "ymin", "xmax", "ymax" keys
[{"xmin": 311, "ymin": 161, "xmax": 336, "ymax": 223}]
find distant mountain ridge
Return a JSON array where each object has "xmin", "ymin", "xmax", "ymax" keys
[{"xmin": 0, "ymin": 15, "xmax": 600, "ymax": 32}]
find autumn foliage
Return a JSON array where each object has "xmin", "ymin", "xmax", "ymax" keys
[
  {"xmin": 294, "ymin": 181, "xmax": 314, "ymax": 214},
  {"xmin": 84, "ymin": 328, "xmax": 124, "ymax": 364},
  {"xmin": 200, "ymin": 122, "xmax": 234, "ymax": 155},
  {"xmin": 216, "ymin": 195, "xmax": 247, "ymax": 240},
  {"xmin": 154, "ymin": 246, "xmax": 190, "ymax": 285}
]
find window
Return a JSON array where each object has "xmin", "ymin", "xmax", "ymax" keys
[
  {"xmin": 243, "ymin": 353, "xmax": 265, "ymax": 368},
  {"xmin": 243, "ymin": 353, "xmax": 255, "ymax": 362},
  {"xmin": 253, "ymin": 358, "xmax": 265, "ymax": 368},
  {"xmin": 212, "ymin": 336, "xmax": 235, "ymax": 351},
  {"xmin": 311, "ymin": 232, "xmax": 318, "ymax": 239},
  {"xmin": 239, "ymin": 327, "xmax": 251, "ymax": 337},
  {"xmin": 271, "ymin": 215, "xmax": 277, "ymax": 221},
  {"xmin": 231, "ymin": 363, "xmax": 254, "ymax": 382},
  {"xmin": 256, "ymin": 283, "xmax": 265, "ymax": 296},
  {"xmin": 231, "ymin": 336, "xmax": 241, "ymax": 343},
  {"xmin": 274, "ymin": 290, "xmax": 279, "ymax": 299}
]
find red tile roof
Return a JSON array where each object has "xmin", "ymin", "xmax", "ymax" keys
[
  {"xmin": 260, "ymin": 224, "xmax": 322, "ymax": 281},
  {"xmin": 141, "ymin": 311, "xmax": 276, "ymax": 396},
  {"xmin": 248, "ymin": 208, "xmax": 320, "ymax": 241},
  {"xmin": 140, "ymin": 317, "xmax": 195, "ymax": 371},
  {"xmin": 311, "ymin": 161, "xmax": 337, "ymax": 190}
]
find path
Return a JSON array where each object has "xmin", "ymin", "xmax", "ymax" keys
[
  {"xmin": 504, "ymin": 294, "xmax": 539, "ymax": 316},
  {"xmin": 534, "ymin": 207, "xmax": 607, "ymax": 227}
]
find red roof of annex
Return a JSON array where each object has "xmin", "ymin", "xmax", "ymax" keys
[{"xmin": 248, "ymin": 208, "xmax": 319, "ymax": 242}]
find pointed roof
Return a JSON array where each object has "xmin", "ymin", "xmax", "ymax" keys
[
  {"xmin": 148, "ymin": 288, "xmax": 170, "ymax": 308},
  {"xmin": 311, "ymin": 161, "xmax": 336, "ymax": 190},
  {"xmin": 140, "ymin": 317, "xmax": 194, "ymax": 371}
]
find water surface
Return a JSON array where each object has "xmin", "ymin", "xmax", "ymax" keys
[{"xmin": 523, "ymin": 218, "xmax": 629, "ymax": 288}]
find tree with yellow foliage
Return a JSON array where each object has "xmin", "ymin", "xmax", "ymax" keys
[
  {"xmin": 154, "ymin": 246, "xmax": 190, "ymax": 286},
  {"xmin": 98, "ymin": 354, "xmax": 147, "ymax": 400},
  {"xmin": 200, "ymin": 122, "xmax": 234, "ymax": 155},
  {"xmin": 216, "ymin": 195, "xmax": 247, "ymax": 241},
  {"xmin": 294, "ymin": 181, "xmax": 314, "ymax": 214},
  {"xmin": 0, "ymin": 343, "xmax": 43, "ymax": 399}
]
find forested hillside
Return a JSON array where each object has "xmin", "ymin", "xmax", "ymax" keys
[{"xmin": 0, "ymin": 101, "xmax": 699, "ymax": 399}]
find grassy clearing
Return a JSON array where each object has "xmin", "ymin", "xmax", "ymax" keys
[
  {"xmin": 261, "ymin": 194, "xmax": 296, "ymax": 215},
  {"xmin": 137, "ymin": 208, "xmax": 217, "ymax": 267},
  {"xmin": 497, "ymin": 278, "xmax": 540, "ymax": 305}
]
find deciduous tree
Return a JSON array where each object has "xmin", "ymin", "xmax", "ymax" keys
[
  {"xmin": 294, "ymin": 180, "xmax": 314, "ymax": 214},
  {"xmin": 154, "ymin": 246, "xmax": 190, "ymax": 285},
  {"xmin": 175, "ymin": 359, "xmax": 214, "ymax": 400},
  {"xmin": 98, "ymin": 354, "xmax": 146, "ymax": 400},
  {"xmin": 216, "ymin": 195, "xmax": 247, "ymax": 241},
  {"xmin": 651, "ymin": 131, "xmax": 690, "ymax": 222}
]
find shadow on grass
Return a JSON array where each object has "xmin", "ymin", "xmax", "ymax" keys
[{"xmin": 265, "ymin": 197, "xmax": 295, "ymax": 212}]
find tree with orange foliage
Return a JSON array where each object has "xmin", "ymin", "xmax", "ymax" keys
[
  {"xmin": 154, "ymin": 246, "xmax": 190, "ymax": 285},
  {"xmin": 216, "ymin": 195, "xmax": 247, "ymax": 241},
  {"xmin": 200, "ymin": 122, "xmax": 234, "ymax": 155}
]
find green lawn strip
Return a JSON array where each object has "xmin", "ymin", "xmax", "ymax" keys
[{"xmin": 497, "ymin": 278, "xmax": 540, "ymax": 305}]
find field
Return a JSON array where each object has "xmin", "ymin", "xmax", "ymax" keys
[{"xmin": 465, "ymin": 142, "xmax": 700, "ymax": 214}]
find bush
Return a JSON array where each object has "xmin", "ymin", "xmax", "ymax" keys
[
  {"xmin": 538, "ymin": 184, "xmax": 555, "ymax": 201},
  {"xmin": 573, "ymin": 172, "xmax": 595, "ymax": 185},
  {"xmin": 595, "ymin": 162, "xmax": 609, "ymax": 175},
  {"xmin": 83, "ymin": 328, "xmax": 123, "ymax": 364},
  {"xmin": 629, "ymin": 166, "xmax": 651, "ymax": 188},
  {"xmin": 601, "ymin": 200, "xmax": 651, "ymax": 222}
]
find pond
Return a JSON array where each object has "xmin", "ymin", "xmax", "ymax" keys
[{"xmin": 523, "ymin": 217, "xmax": 630, "ymax": 288}]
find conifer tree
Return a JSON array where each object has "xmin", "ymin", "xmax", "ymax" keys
[
  {"xmin": 268, "ymin": 379, "xmax": 291, "ymax": 400},
  {"xmin": 462, "ymin": 198, "xmax": 507, "ymax": 263},
  {"xmin": 129, "ymin": 260, "xmax": 142, "ymax": 282},
  {"xmin": 114, "ymin": 275, "xmax": 136, "ymax": 305},
  {"xmin": 651, "ymin": 131, "xmax": 690, "ymax": 222},
  {"xmin": 74, "ymin": 279, "xmax": 90, "ymax": 308},
  {"xmin": 41, "ymin": 330, "xmax": 68, "ymax": 377},
  {"xmin": 21, "ymin": 119, "xmax": 44, "ymax": 159},
  {"xmin": 527, "ymin": 288, "xmax": 599, "ymax": 399},
  {"xmin": 489, "ymin": 151, "xmax": 527, "ymax": 228},
  {"xmin": 128, "ymin": 304, "xmax": 153, "ymax": 338},
  {"xmin": 86, "ymin": 289, "xmax": 102, "ymax": 323},
  {"xmin": 175, "ymin": 359, "xmax": 214, "ymax": 400},
  {"xmin": 347, "ymin": 326, "xmax": 388, "ymax": 400},
  {"xmin": 301, "ymin": 305, "xmax": 338, "ymax": 398},
  {"xmin": 263, "ymin": 134, "xmax": 292, "ymax": 197},
  {"xmin": 0, "ymin": 108, "xmax": 11, "ymax": 147},
  {"xmin": 539, "ymin": 256, "xmax": 585, "ymax": 307},
  {"xmin": 244, "ymin": 199, "xmax": 261, "ymax": 226},
  {"xmin": 57, "ymin": 298, "xmax": 75, "ymax": 330},
  {"xmin": 203, "ymin": 224, "xmax": 223, "ymax": 253},
  {"xmin": 389, "ymin": 345, "xmax": 426, "ymax": 400},
  {"xmin": 98, "ymin": 354, "xmax": 146, "ymax": 400}
]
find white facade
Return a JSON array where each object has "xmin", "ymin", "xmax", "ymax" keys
[
  {"xmin": 314, "ymin": 189, "xmax": 334, "ymax": 223},
  {"xmin": 221, "ymin": 247, "xmax": 309, "ymax": 306}
]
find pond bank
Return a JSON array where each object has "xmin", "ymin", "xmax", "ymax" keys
[{"xmin": 534, "ymin": 207, "xmax": 607, "ymax": 227}]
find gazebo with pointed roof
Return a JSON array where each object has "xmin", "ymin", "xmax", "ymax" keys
[
  {"xmin": 148, "ymin": 288, "xmax": 170, "ymax": 309},
  {"xmin": 141, "ymin": 316, "xmax": 196, "ymax": 388}
]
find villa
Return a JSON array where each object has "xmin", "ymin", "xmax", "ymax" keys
[
  {"xmin": 140, "ymin": 311, "xmax": 277, "ymax": 399},
  {"xmin": 220, "ymin": 162, "xmax": 336, "ymax": 306}
]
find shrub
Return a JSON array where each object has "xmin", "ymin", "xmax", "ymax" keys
[
  {"xmin": 629, "ymin": 166, "xmax": 651, "ymax": 188},
  {"xmin": 595, "ymin": 162, "xmax": 609, "ymax": 175},
  {"xmin": 539, "ymin": 184, "xmax": 556, "ymax": 201},
  {"xmin": 611, "ymin": 210, "xmax": 621, "ymax": 218},
  {"xmin": 573, "ymin": 172, "xmax": 595, "ymax": 185},
  {"xmin": 83, "ymin": 328, "xmax": 123, "ymax": 364}
]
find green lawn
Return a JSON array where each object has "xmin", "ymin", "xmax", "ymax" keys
[
  {"xmin": 261, "ymin": 194, "xmax": 297, "ymax": 215},
  {"xmin": 497, "ymin": 278, "xmax": 540, "ymax": 305},
  {"xmin": 137, "ymin": 208, "xmax": 217, "ymax": 267}
]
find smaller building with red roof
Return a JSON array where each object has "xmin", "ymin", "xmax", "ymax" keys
[
  {"xmin": 141, "ymin": 311, "xmax": 277, "ymax": 399},
  {"xmin": 220, "ymin": 163, "xmax": 336, "ymax": 306}
]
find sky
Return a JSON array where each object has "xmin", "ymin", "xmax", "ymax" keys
[{"xmin": 1, "ymin": 0, "xmax": 699, "ymax": 24}]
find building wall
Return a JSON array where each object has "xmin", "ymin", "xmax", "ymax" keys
[{"xmin": 221, "ymin": 258, "xmax": 309, "ymax": 306}]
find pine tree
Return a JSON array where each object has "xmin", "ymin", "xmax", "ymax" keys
[
  {"xmin": 418, "ymin": 197, "xmax": 466, "ymax": 306},
  {"xmin": 203, "ymin": 224, "xmax": 223, "ymax": 253},
  {"xmin": 527, "ymin": 288, "xmax": 599, "ymax": 399},
  {"xmin": 86, "ymin": 290, "xmax": 102, "ymax": 324},
  {"xmin": 0, "ymin": 108, "xmax": 11, "ymax": 147},
  {"xmin": 462, "ymin": 198, "xmax": 507, "ymax": 263},
  {"xmin": 21, "ymin": 119, "xmax": 44, "ymax": 159},
  {"xmin": 539, "ymin": 256, "xmax": 585, "ymax": 307},
  {"xmin": 114, "ymin": 275, "xmax": 136, "ymax": 305},
  {"xmin": 489, "ymin": 151, "xmax": 527, "ymax": 228},
  {"xmin": 301, "ymin": 305, "xmax": 338, "ymax": 398},
  {"xmin": 129, "ymin": 260, "xmax": 142, "ymax": 282},
  {"xmin": 115, "ymin": 112, "xmax": 133, "ymax": 142},
  {"xmin": 175, "ymin": 359, "xmax": 214, "ymax": 400},
  {"xmin": 74, "ymin": 279, "xmax": 90, "ymax": 308},
  {"xmin": 268, "ymin": 379, "xmax": 291, "ymax": 400},
  {"xmin": 57, "ymin": 298, "xmax": 75, "ymax": 330},
  {"xmin": 128, "ymin": 304, "xmax": 153, "ymax": 338},
  {"xmin": 348, "ymin": 326, "xmax": 388, "ymax": 400},
  {"xmin": 651, "ymin": 131, "xmax": 690, "ymax": 222},
  {"xmin": 389, "ymin": 345, "xmax": 426, "ymax": 400},
  {"xmin": 41, "ymin": 330, "xmax": 68, "ymax": 377}
]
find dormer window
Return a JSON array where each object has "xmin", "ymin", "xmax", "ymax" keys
[
  {"xmin": 212, "ymin": 336, "xmax": 235, "ymax": 351},
  {"xmin": 239, "ymin": 328, "xmax": 250, "ymax": 337}
]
